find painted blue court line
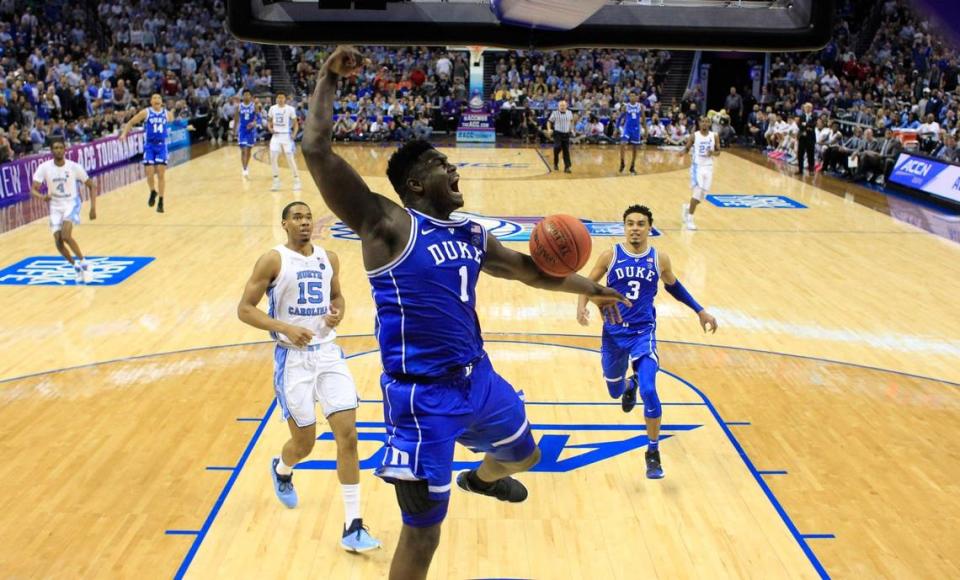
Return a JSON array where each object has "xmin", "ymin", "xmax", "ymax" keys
[
  {"xmin": 3, "ymin": 332, "xmax": 957, "ymax": 389},
  {"xmin": 173, "ymin": 398, "xmax": 276, "ymax": 579},
  {"xmin": 165, "ymin": 530, "xmax": 200, "ymax": 536},
  {"xmin": 352, "ymin": 421, "xmax": 700, "ymax": 432},
  {"xmin": 758, "ymin": 470, "xmax": 789, "ymax": 476},
  {"xmin": 661, "ymin": 367, "xmax": 831, "ymax": 579},
  {"xmin": 725, "ymin": 421, "xmax": 752, "ymax": 426},
  {"xmin": 358, "ymin": 398, "xmax": 704, "ymax": 407},
  {"xmin": 235, "ymin": 417, "xmax": 261, "ymax": 422},
  {"xmin": 801, "ymin": 534, "xmax": 836, "ymax": 540},
  {"xmin": 204, "ymin": 466, "xmax": 235, "ymax": 472}
]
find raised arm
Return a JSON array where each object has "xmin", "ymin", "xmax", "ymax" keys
[
  {"xmin": 119, "ymin": 109, "xmax": 147, "ymax": 139},
  {"xmin": 301, "ymin": 46, "xmax": 406, "ymax": 238},
  {"xmin": 483, "ymin": 234, "xmax": 629, "ymax": 323},
  {"xmin": 237, "ymin": 250, "xmax": 314, "ymax": 347},
  {"xmin": 576, "ymin": 248, "xmax": 613, "ymax": 325}
]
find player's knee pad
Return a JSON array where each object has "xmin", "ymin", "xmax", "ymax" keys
[
  {"xmin": 394, "ymin": 480, "xmax": 448, "ymax": 528},
  {"xmin": 605, "ymin": 376, "xmax": 626, "ymax": 399}
]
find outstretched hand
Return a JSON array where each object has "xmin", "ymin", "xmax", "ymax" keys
[
  {"xmin": 588, "ymin": 286, "xmax": 631, "ymax": 325},
  {"xmin": 698, "ymin": 310, "xmax": 718, "ymax": 334},
  {"xmin": 323, "ymin": 46, "xmax": 365, "ymax": 77}
]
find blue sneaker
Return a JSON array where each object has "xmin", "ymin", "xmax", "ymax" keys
[
  {"xmin": 341, "ymin": 518, "xmax": 382, "ymax": 553},
  {"xmin": 645, "ymin": 449, "xmax": 664, "ymax": 479},
  {"xmin": 270, "ymin": 457, "xmax": 298, "ymax": 508}
]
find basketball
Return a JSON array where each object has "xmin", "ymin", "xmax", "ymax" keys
[{"xmin": 529, "ymin": 214, "xmax": 592, "ymax": 277}]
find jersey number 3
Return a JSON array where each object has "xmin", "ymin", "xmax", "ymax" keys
[
  {"xmin": 626, "ymin": 280, "xmax": 641, "ymax": 300},
  {"xmin": 297, "ymin": 281, "xmax": 323, "ymax": 304}
]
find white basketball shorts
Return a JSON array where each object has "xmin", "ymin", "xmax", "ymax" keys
[
  {"xmin": 690, "ymin": 163, "xmax": 714, "ymax": 199},
  {"xmin": 273, "ymin": 341, "xmax": 359, "ymax": 427},
  {"xmin": 49, "ymin": 199, "xmax": 82, "ymax": 233},
  {"xmin": 269, "ymin": 134, "xmax": 295, "ymax": 154}
]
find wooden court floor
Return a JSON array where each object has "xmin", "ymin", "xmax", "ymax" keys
[{"xmin": 1, "ymin": 143, "xmax": 958, "ymax": 579}]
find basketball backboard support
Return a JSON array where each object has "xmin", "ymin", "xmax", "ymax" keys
[{"xmin": 226, "ymin": 0, "xmax": 835, "ymax": 51}]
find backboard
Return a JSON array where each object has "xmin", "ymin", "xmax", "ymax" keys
[{"xmin": 226, "ymin": 0, "xmax": 835, "ymax": 51}]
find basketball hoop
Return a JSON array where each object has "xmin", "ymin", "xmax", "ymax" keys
[{"xmin": 468, "ymin": 45, "xmax": 485, "ymax": 67}]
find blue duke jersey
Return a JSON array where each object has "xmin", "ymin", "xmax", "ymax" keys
[
  {"xmin": 605, "ymin": 243, "xmax": 660, "ymax": 333},
  {"xmin": 239, "ymin": 103, "xmax": 257, "ymax": 133},
  {"xmin": 145, "ymin": 107, "xmax": 167, "ymax": 143},
  {"xmin": 621, "ymin": 103, "xmax": 643, "ymax": 142},
  {"xmin": 369, "ymin": 209, "xmax": 487, "ymax": 377}
]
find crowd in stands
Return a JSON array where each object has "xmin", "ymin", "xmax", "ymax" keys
[{"xmin": 736, "ymin": 0, "xmax": 960, "ymax": 183}]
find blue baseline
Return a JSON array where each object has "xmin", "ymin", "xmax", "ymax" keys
[
  {"xmin": 758, "ymin": 470, "xmax": 789, "ymax": 476},
  {"xmin": 352, "ymin": 421, "xmax": 700, "ymax": 432},
  {"xmin": 358, "ymin": 398, "xmax": 705, "ymax": 407},
  {"xmin": 660, "ymin": 368, "xmax": 831, "ymax": 579},
  {"xmin": 802, "ymin": 534, "xmax": 836, "ymax": 540},
  {"xmin": 165, "ymin": 530, "xmax": 200, "ymax": 536},
  {"xmin": 205, "ymin": 466, "xmax": 235, "ymax": 472},
  {"xmin": 236, "ymin": 417, "xmax": 262, "ymax": 422},
  {"xmin": 173, "ymin": 398, "xmax": 277, "ymax": 579},
  {"xmin": 725, "ymin": 421, "xmax": 752, "ymax": 426}
]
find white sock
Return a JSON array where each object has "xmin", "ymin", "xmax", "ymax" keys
[
  {"xmin": 275, "ymin": 457, "xmax": 293, "ymax": 476},
  {"xmin": 286, "ymin": 152, "xmax": 300, "ymax": 181},
  {"xmin": 341, "ymin": 483, "xmax": 361, "ymax": 527},
  {"xmin": 270, "ymin": 150, "xmax": 280, "ymax": 177}
]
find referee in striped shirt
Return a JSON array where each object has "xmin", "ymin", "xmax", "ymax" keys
[{"xmin": 548, "ymin": 101, "xmax": 574, "ymax": 173}]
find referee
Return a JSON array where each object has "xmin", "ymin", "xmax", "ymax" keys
[{"xmin": 548, "ymin": 100, "xmax": 574, "ymax": 173}]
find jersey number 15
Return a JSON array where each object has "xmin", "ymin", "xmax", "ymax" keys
[{"xmin": 297, "ymin": 281, "xmax": 323, "ymax": 304}]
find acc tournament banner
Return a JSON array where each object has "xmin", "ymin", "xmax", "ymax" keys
[
  {"xmin": 332, "ymin": 212, "xmax": 661, "ymax": 241},
  {"xmin": 888, "ymin": 153, "xmax": 960, "ymax": 205},
  {"xmin": 0, "ymin": 130, "xmax": 146, "ymax": 208},
  {"xmin": 457, "ymin": 104, "xmax": 496, "ymax": 144}
]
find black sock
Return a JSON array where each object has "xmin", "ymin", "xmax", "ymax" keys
[{"xmin": 467, "ymin": 469, "xmax": 495, "ymax": 490}]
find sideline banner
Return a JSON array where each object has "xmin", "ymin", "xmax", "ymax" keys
[
  {"xmin": 0, "ymin": 131, "xmax": 146, "ymax": 208},
  {"xmin": 888, "ymin": 152, "xmax": 960, "ymax": 205}
]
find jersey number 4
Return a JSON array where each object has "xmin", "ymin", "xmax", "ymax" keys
[{"xmin": 297, "ymin": 281, "xmax": 323, "ymax": 304}]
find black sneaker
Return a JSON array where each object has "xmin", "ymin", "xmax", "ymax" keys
[
  {"xmin": 554, "ymin": 165, "xmax": 559, "ymax": 171},
  {"xmin": 148, "ymin": 190, "xmax": 157, "ymax": 207},
  {"xmin": 621, "ymin": 375, "xmax": 638, "ymax": 413},
  {"xmin": 619, "ymin": 159, "xmax": 625, "ymax": 173},
  {"xmin": 157, "ymin": 197, "xmax": 164, "ymax": 213},
  {"xmin": 456, "ymin": 470, "xmax": 528, "ymax": 503},
  {"xmin": 629, "ymin": 166, "xmax": 637, "ymax": 175},
  {"xmin": 645, "ymin": 449, "xmax": 664, "ymax": 479}
]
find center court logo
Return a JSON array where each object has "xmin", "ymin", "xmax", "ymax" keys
[
  {"xmin": 706, "ymin": 195, "xmax": 807, "ymax": 209},
  {"xmin": 0, "ymin": 256, "xmax": 154, "ymax": 286},
  {"xmin": 296, "ymin": 422, "xmax": 701, "ymax": 473},
  {"xmin": 330, "ymin": 212, "xmax": 661, "ymax": 242}
]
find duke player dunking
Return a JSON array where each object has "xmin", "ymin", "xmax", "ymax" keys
[
  {"xmin": 304, "ymin": 46, "xmax": 628, "ymax": 580},
  {"xmin": 577, "ymin": 205, "xmax": 718, "ymax": 479},
  {"xmin": 618, "ymin": 92, "xmax": 644, "ymax": 174},
  {"xmin": 235, "ymin": 89, "xmax": 260, "ymax": 179},
  {"xmin": 120, "ymin": 94, "xmax": 174, "ymax": 213}
]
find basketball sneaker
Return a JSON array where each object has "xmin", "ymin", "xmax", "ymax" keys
[
  {"xmin": 271, "ymin": 177, "xmax": 281, "ymax": 191},
  {"xmin": 619, "ymin": 159, "xmax": 625, "ymax": 173},
  {"xmin": 340, "ymin": 519, "xmax": 382, "ymax": 553},
  {"xmin": 242, "ymin": 168, "xmax": 250, "ymax": 179},
  {"xmin": 645, "ymin": 449, "xmax": 664, "ymax": 479},
  {"xmin": 622, "ymin": 375, "xmax": 638, "ymax": 413},
  {"xmin": 456, "ymin": 470, "xmax": 528, "ymax": 503},
  {"xmin": 148, "ymin": 190, "xmax": 157, "ymax": 207},
  {"xmin": 270, "ymin": 457, "xmax": 298, "ymax": 509},
  {"xmin": 157, "ymin": 197, "xmax": 164, "ymax": 213},
  {"xmin": 74, "ymin": 264, "xmax": 84, "ymax": 284},
  {"xmin": 686, "ymin": 214, "xmax": 697, "ymax": 230},
  {"xmin": 629, "ymin": 165, "xmax": 637, "ymax": 175},
  {"xmin": 80, "ymin": 261, "xmax": 93, "ymax": 284},
  {"xmin": 681, "ymin": 203, "xmax": 689, "ymax": 226},
  {"xmin": 293, "ymin": 178, "xmax": 302, "ymax": 191}
]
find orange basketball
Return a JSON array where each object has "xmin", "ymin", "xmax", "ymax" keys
[{"xmin": 529, "ymin": 214, "xmax": 592, "ymax": 277}]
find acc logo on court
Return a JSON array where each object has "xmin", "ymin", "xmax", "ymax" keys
[
  {"xmin": 0, "ymin": 256, "xmax": 154, "ymax": 286},
  {"xmin": 297, "ymin": 422, "xmax": 701, "ymax": 473},
  {"xmin": 330, "ymin": 212, "xmax": 661, "ymax": 242},
  {"xmin": 706, "ymin": 195, "xmax": 806, "ymax": 209}
]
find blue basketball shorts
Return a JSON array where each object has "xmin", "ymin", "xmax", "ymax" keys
[
  {"xmin": 620, "ymin": 126, "xmax": 642, "ymax": 145},
  {"xmin": 375, "ymin": 354, "xmax": 535, "ymax": 504},
  {"xmin": 238, "ymin": 131, "xmax": 256, "ymax": 148},
  {"xmin": 142, "ymin": 141, "xmax": 168, "ymax": 165},
  {"xmin": 601, "ymin": 323, "xmax": 659, "ymax": 382}
]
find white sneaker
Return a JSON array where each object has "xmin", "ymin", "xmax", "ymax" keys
[
  {"xmin": 271, "ymin": 178, "xmax": 281, "ymax": 191},
  {"xmin": 681, "ymin": 203, "xmax": 689, "ymax": 229},
  {"xmin": 242, "ymin": 169, "xmax": 250, "ymax": 179},
  {"xmin": 293, "ymin": 179, "xmax": 302, "ymax": 191},
  {"xmin": 74, "ymin": 265, "xmax": 84, "ymax": 284},
  {"xmin": 686, "ymin": 215, "xmax": 698, "ymax": 231},
  {"xmin": 80, "ymin": 261, "xmax": 94, "ymax": 284}
]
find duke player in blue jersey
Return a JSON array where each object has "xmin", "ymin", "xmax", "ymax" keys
[
  {"xmin": 235, "ymin": 89, "xmax": 260, "ymax": 179},
  {"xmin": 618, "ymin": 92, "xmax": 644, "ymax": 175},
  {"xmin": 303, "ymin": 46, "xmax": 629, "ymax": 580},
  {"xmin": 577, "ymin": 205, "xmax": 718, "ymax": 479},
  {"xmin": 120, "ymin": 94, "xmax": 174, "ymax": 213}
]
